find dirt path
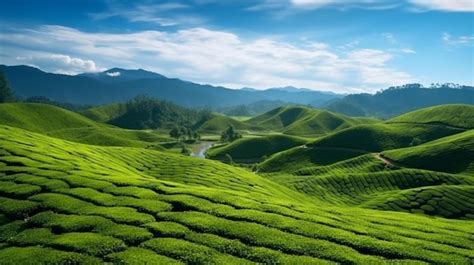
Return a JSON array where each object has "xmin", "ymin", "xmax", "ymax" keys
[{"xmin": 372, "ymin": 152, "xmax": 398, "ymax": 167}]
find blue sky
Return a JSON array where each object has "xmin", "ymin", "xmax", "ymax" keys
[{"xmin": 0, "ymin": 0, "xmax": 472, "ymax": 93}]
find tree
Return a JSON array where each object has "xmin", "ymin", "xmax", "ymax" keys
[
  {"xmin": 221, "ymin": 125, "xmax": 242, "ymax": 142},
  {"xmin": 0, "ymin": 72, "xmax": 15, "ymax": 103},
  {"xmin": 181, "ymin": 145, "xmax": 191, "ymax": 155}
]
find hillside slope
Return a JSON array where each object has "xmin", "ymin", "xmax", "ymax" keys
[
  {"xmin": 0, "ymin": 103, "xmax": 168, "ymax": 148},
  {"xmin": 387, "ymin": 104, "xmax": 474, "ymax": 129},
  {"xmin": 192, "ymin": 113, "xmax": 251, "ymax": 133},
  {"xmin": 0, "ymin": 125, "xmax": 473, "ymax": 264},
  {"xmin": 207, "ymin": 135, "xmax": 308, "ymax": 163},
  {"xmin": 325, "ymin": 84, "xmax": 474, "ymax": 118},
  {"xmin": 79, "ymin": 103, "xmax": 127, "ymax": 123},
  {"xmin": 383, "ymin": 130, "xmax": 474, "ymax": 175},
  {"xmin": 247, "ymin": 106, "xmax": 378, "ymax": 136}
]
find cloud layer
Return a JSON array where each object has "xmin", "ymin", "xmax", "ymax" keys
[{"xmin": 0, "ymin": 25, "xmax": 413, "ymax": 93}]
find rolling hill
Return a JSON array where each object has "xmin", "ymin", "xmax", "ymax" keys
[
  {"xmin": 191, "ymin": 113, "xmax": 251, "ymax": 133},
  {"xmin": 247, "ymin": 106, "xmax": 379, "ymax": 136},
  {"xmin": 324, "ymin": 84, "xmax": 474, "ymax": 118},
  {"xmin": 207, "ymin": 134, "xmax": 308, "ymax": 163},
  {"xmin": 383, "ymin": 130, "xmax": 474, "ymax": 175},
  {"xmin": 258, "ymin": 105, "xmax": 471, "ymax": 172},
  {"xmin": 387, "ymin": 104, "xmax": 474, "ymax": 129},
  {"xmin": 79, "ymin": 103, "xmax": 127, "ymax": 123},
  {"xmin": 0, "ymin": 125, "xmax": 473, "ymax": 264},
  {"xmin": 0, "ymin": 103, "xmax": 169, "ymax": 148}
]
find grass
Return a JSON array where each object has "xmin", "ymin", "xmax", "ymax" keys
[
  {"xmin": 0, "ymin": 103, "xmax": 170, "ymax": 148},
  {"xmin": 0, "ymin": 116, "xmax": 473, "ymax": 263},
  {"xmin": 192, "ymin": 112, "xmax": 252, "ymax": 133},
  {"xmin": 383, "ymin": 130, "xmax": 474, "ymax": 174},
  {"xmin": 247, "ymin": 106, "xmax": 380, "ymax": 136},
  {"xmin": 79, "ymin": 103, "xmax": 127, "ymax": 123},
  {"xmin": 207, "ymin": 134, "xmax": 308, "ymax": 163},
  {"xmin": 387, "ymin": 104, "xmax": 474, "ymax": 129}
]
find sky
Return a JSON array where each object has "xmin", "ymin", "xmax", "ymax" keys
[{"xmin": 0, "ymin": 0, "xmax": 473, "ymax": 93}]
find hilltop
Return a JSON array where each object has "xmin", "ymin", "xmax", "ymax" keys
[
  {"xmin": 383, "ymin": 130, "xmax": 474, "ymax": 175},
  {"xmin": 258, "ymin": 104, "xmax": 471, "ymax": 172},
  {"xmin": 0, "ymin": 103, "xmax": 169, "ymax": 148},
  {"xmin": 325, "ymin": 84, "xmax": 474, "ymax": 118},
  {"xmin": 247, "ymin": 106, "xmax": 379, "ymax": 136},
  {"xmin": 207, "ymin": 134, "xmax": 308, "ymax": 163},
  {"xmin": 387, "ymin": 104, "xmax": 474, "ymax": 129}
]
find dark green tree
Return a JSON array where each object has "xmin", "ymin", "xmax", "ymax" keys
[
  {"xmin": 0, "ymin": 72, "xmax": 15, "ymax": 103},
  {"xmin": 221, "ymin": 125, "xmax": 242, "ymax": 142}
]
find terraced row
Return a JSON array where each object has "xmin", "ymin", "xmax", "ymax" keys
[{"xmin": 0, "ymin": 125, "xmax": 473, "ymax": 264}]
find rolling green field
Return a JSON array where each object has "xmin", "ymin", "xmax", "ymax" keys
[
  {"xmin": 0, "ymin": 103, "xmax": 473, "ymax": 264},
  {"xmin": 247, "ymin": 106, "xmax": 380, "ymax": 136},
  {"xmin": 0, "ymin": 103, "xmax": 170, "ymax": 148}
]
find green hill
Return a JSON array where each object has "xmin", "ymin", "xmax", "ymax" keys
[
  {"xmin": 207, "ymin": 134, "xmax": 308, "ymax": 163},
  {"xmin": 258, "ymin": 121, "xmax": 465, "ymax": 173},
  {"xmin": 0, "ymin": 103, "xmax": 169, "ymax": 148},
  {"xmin": 192, "ymin": 113, "xmax": 251, "ymax": 133},
  {"xmin": 383, "ymin": 130, "xmax": 474, "ymax": 174},
  {"xmin": 310, "ymin": 123, "xmax": 464, "ymax": 152},
  {"xmin": 247, "ymin": 106, "xmax": 379, "ymax": 136},
  {"xmin": 264, "ymin": 153, "xmax": 474, "ymax": 219},
  {"xmin": 387, "ymin": 104, "xmax": 474, "ymax": 129},
  {"xmin": 80, "ymin": 103, "xmax": 127, "ymax": 123},
  {"xmin": 258, "ymin": 146, "xmax": 367, "ymax": 172},
  {"xmin": 0, "ymin": 125, "xmax": 473, "ymax": 264}
]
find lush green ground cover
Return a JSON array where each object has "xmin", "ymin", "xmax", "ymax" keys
[
  {"xmin": 0, "ymin": 103, "xmax": 170, "ymax": 148},
  {"xmin": 387, "ymin": 104, "xmax": 474, "ymax": 129},
  {"xmin": 383, "ymin": 130, "xmax": 474, "ymax": 174},
  {"xmin": 247, "ymin": 106, "xmax": 380, "ymax": 136},
  {"xmin": 258, "ymin": 105, "xmax": 469, "ymax": 173},
  {"xmin": 207, "ymin": 134, "xmax": 308, "ymax": 163},
  {"xmin": 0, "ymin": 125, "xmax": 473, "ymax": 264}
]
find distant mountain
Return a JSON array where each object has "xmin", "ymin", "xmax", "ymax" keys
[
  {"xmin": 324, "ymin": 84, "xmax": 474, "ymax": 118},
  {"xmin": 267, "ymin": 86, "xmax": 314, "ymax": 93},
  {"xmin": 217, "ymin": 100, "xmax": 291, "ymax": 116},
  {"xmin": 0, "ymin": 65, "xmax": 342, "ymax": 107},
  {"xmin": 79, "ymin": 68, "xmax": 165, "ymax": 83}
]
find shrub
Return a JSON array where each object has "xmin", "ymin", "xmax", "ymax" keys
[
  {"xmin": 0, "ymin": 246, "xmax": 102, "ymax": 264},
  {"xmin": 52, "ymin": 232, "xmax": 126, "ymax": 256}
]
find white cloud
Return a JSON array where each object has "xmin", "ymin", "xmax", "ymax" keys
[
  {"xmin": 14, "ymin": 54, "xmax": 103, "ymax": 75},
  {"xmin": 442, "ymin": 32, "xmax": 474, "ymax": 46},
  {"xmin": 0, "ymin": 25, "xmax": 413, "ymax": 93},
  {"xmin": 250, "ymin": 0, "xmax": 472, "ymax": 12},
  {"xmin": 90, "ymin": 2, "xmax": 204, "ymax": 27},
  {"xmin": 106, "ymin": 71, "xmax": 121, "ymax": 77},
  {"xmin": 408, "ymin": 0, "xmax": 474, "ymax": 12},
  {"xmin": 400, "ymin": 48, "xmax": 416, "ymax": 54}
]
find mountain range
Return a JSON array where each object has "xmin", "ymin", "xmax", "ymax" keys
[
  {"xmin": 0, "ymin": 65, "xmax": 340, "ymax": 108},
  {"xmin": 1, "ymin": 65, "xmax": 473, "ymax": 118}
]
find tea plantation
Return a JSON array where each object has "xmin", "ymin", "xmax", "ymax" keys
[{"xmin": 0, "ymin": 124, "xmax": 473, "ymax": 264}]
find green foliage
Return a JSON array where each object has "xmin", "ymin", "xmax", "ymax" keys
[
  {"xmin": 0, "ymin": 246, "xmax": 101, "ymax": 264},
  {"xmin": 0, "ymin": 124, "xmax": 473, "ymax": 264},
  {"xmin": 0, "ymin": 103, "xmax": 170, "ymax": 148},
  {"xmin": 109, "ymin": 95, "xmax": 205, "ymax": 129},
  {"xmin": 0, "ymin": 72, "xmax": 15, "ymax": 103},
  {"xmin": 106, "ymin": 247, "xmax": 183, "ymax": 264},
  {"xmin": 388, "ymin": 104, "xmax": 474, "ymax": 129},
  {"xmin": 383, "ymin": 130, "xmax": 474, "ymax": 174},
  {"xmin": 247, "ymin": 106, "xmax": 379, "ymax": 136},
  {"xmin": 193, "ymin": 112, "xmax": 250, "ymax": 133},
  {"xmin": 220, "ymin": 125, "xmax": 242, "ymax": 142},
  {"xmin": 207, "ymin": 134, "xmax": 307, "ymax": 163}
]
